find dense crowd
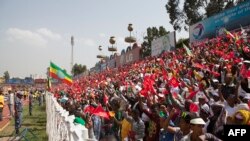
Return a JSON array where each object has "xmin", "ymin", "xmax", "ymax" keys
[{"xmin": 51, "ymin": 30, "xmax": 250, "ymax": 141}]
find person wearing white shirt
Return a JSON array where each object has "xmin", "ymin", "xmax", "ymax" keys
[{"xmin": 7, "ymin": 90, "xmax": 14, "ymax": 117}]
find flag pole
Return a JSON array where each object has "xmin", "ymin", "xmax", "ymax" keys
[{"xmin": 47, "ymin": 61, "xmax": 51, "ymax": 91}]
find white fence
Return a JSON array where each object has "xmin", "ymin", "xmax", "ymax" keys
[{"xmin": 46, "ymin": 92, "xmax": 94, "ymax": 141}]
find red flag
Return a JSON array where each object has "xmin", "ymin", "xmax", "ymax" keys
[
  {"xmin": 162, "ymin": 68, "xmax": 168, "ymax": 81},
  {"xmin": 187, "ymin": 91, "xmax": 198, "ymax": 99},
  {"xmin": 159, "ymin": 58, "xmax": 165, "ymax": 66},
  {"xmin": 168, "ymin": 62, "xmax": 174, "ymax": 68},
  {"xmin": 243, "ymin": 46, "xmax": 250, "ymax": 53},
  {"xmin": 189, "ymin": 103, "xmax": 199, "ymax": 113},
  {"xmin": 234, "ymin": 58, "xmax": 242, "ymax": 64},
  {"xmin": 193, "ymin": 63, "xmax": 205, "ymax": 69},
  {"xmin": 140, "ymin": 89, "xmax": 148, "ymax": 97},
  {"xmin": 93, "ymin": 105, "xmax": 110, "ymax": 119},
  {"xmin": 169, "ymin": 77, "xmax": 179, "ymax": 88},
  {"xmin": 163, "ymin": 89, "xmax": 169, "ymax": 95},
  {"xmin": 211, "ymin": 71, "xmax": 220, "ymax": 77},
  {"xmin": 240, "ymin": 64, "xmax": 250, "ymax": 78},
  {"xmin": 84, "ymin": 105, "xmax": 95, "ymax": 113}
]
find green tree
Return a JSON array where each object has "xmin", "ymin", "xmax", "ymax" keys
[
  {"xmin": 165, "ymin": 0, "xmax": 184, "ymax": 31},
  {"xmin": 183, "ymin": 0, "xmax": 203, "ymax": 27},
  {"xmin": 3, "ymin": 71, "xmax": 10, "ymax": 82},
  {"xmin": 142, "ymin": 26, "xmax": 169, "ymax": 57},
  {"xmin": 166, "ymin": 0, "xmax": 246, "ymax": 31},
  {"xmin": 71, "ymin": 63, "xmax": 87, "ymax": 77},
  {"xmin": 204, "ymin": 0, "xmax": 224, "ymax": 17}
]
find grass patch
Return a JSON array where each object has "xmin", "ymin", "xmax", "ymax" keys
[{"xmin": 0, "ymin": 101, "xmax": 48, "ymax": 141}]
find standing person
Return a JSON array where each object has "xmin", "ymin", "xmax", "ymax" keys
[
  {"xmin": 14, "ymin": 91, "xmax": 23, "ymax": 134},
  {"xmin": 38, "ymin": 91, "xmax": 42, "ymax": 106},
  {"xmin": 0, "ymin": 89, "xmax": 4, "ymax": 121},
  {"xmin": 23, "ymin": 89, "xmax": 28, "ymax": 101},
  {"xmin": 42, "ymin": 90, "xmax": 46, "ymax": 105},
  {"xmin": 92, "ymin": 115, "xmax": 102, "ymax": 141},
  {"xmin": 29, "ymin": 91, "xmax": 33, "ymax": 116},
  {"xmin": 163, "ymin": 108, "xmax": 194, "ymax": 141},
  {"xmin": 123, "ymin": 109, "xmax": 145, "ymax": 141},
  {"xmin": 7, "ymin": 90, "xmax": 14, "ymax": 117},
  {"xmin": 139, "ymin": 96, "xmax": 161, "ymax": 141}
]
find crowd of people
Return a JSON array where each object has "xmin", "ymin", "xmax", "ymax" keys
[{"xmin": 51, "ymin": 30, "xmax": 250, "ymax": 141}]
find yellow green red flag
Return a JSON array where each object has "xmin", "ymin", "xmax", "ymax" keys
[{"xmin": 49, "ymin": 62, "xmax": 73, "ymax": 85}]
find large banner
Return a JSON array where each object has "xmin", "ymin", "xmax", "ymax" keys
[
  {"xmin": 151, "ymin": 31, "xmax": 176, "ymax": 56},
  {"xmin": 190, "ymin": 1, "xmax": 250, "ymax": 44}
]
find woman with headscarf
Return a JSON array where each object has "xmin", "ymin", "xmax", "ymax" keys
[{"xmin": 232, "ymin": 109, "xmax": 250, "ymax": 125}]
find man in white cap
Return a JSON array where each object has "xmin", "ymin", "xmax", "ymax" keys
[{"xmin": 187, "ymin": 118, "xmax": 221, "ymax": 141}]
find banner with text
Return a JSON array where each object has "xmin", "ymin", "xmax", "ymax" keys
[{"xmin": 189, "ymin": 1, "xmax": 250, "ymax": 44}]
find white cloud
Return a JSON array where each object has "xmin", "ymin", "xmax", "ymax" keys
[
  {"xmin": 77, "ymin": 38, "xmax": 96, "ymax": 47},
  {"xmin": 6, "ymin": 27, "xmax": 63, "ymax": 47},
  {"xmin": 37, "ymin": 28, "xmax": 62, "ymax": 40},
  {"xmin": 117, "ymin": 36, "xmax": 124, "ymax": 43},
  {"xmin": 6, "ymin": 28, "xmax": 48, "ymax": 47},
  {"xmin": 99, "ymin": 33, "xmax": 106, "ymax": 38}
]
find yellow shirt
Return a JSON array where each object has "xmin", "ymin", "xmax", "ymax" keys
[
  {"xmin": 24, "ymin": 91, "xmax": 28, "ymax": 96},
  {"xmin": 121, "ymin": 119, "xmax": 132, "ymax": 141},
  {"xmin": 0, "ymin": 95, "xmax": 4, "ymax": 108}
]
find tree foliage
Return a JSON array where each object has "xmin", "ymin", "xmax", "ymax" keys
[
  {"xmin": 183, "ymin": 0, "xmax": 203, "ymax": 26},
  {"xmin": 71, "ymin": 63, "xmax": 87, "ymax": 77},
  {"xmin": 205, "ymin": 0, "xmax": 224, "ymax": 17},
  {"xmin": 166, "ymin": 0, "xmax": 184, "ymax": 31},
  {"xmin": 142, "ymin": 26, "xmax": 169, "ymax": 57},
  {"xmin": 3, "ymin": 71, "xmax": 10, "ymax": 82},
  {"xmin": 166, "ymin": 0, "xmax": 247, "ymax": 31}
]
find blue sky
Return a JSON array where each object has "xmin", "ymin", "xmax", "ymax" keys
[{"xmin": 0, "ymin": 0, "xmax": 188, "ymax": 78}]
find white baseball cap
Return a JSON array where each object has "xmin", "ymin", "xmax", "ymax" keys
[
  {"xmin": 190, "ymin": 118, "xmax": 206, "ymax": 125},
  {"xmin": 212, "ymin": 79, "xmax": 219, "ymax": 83},
  {"xmin": 158, "ymin": 93, "xmax": 165, "ymax": 98},
  {"xmin": 243, "ymin": 60, "xmax": 250, "ymax": 64},
  {"xmin": 212, "ymin": 91, "xmax": 219, "ymax": 97}
]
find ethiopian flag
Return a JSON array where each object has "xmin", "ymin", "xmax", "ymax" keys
[{"xmin": 50, "ymin": 62, "xmax": 73, "ymax": 85}]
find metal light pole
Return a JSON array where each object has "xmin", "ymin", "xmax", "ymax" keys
[{"xmin": 71, "ymin": 36, "xmax": 74, "ymax": 73}]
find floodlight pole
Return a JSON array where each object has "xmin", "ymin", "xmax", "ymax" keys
[{"xmin": 71, "ymin": 36, "xmax": 74, "ymax": 73}]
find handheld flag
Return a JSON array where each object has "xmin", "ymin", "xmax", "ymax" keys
[
  {"xmin": 224, "ymin": 28, "xmax": 235, "ymax": 39},
  {"xmin": 50, "ymin": 62, "xmax": 73, "ymax": 86},
  {"xmin": 92, "ymin": 105, "xmax": 110, "ymax": 119},
  {"xmin": 224, "ymin": 28, "xmax": 240, "ymax": 41},
  {"xmin": 183, "ymin": 44, "xmax": 192, "ymax": 56}
]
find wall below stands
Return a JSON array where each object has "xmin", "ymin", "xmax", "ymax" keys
[{"xmin": 46, "ymin": 92, "xmax": 96, "ymax": 141}]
